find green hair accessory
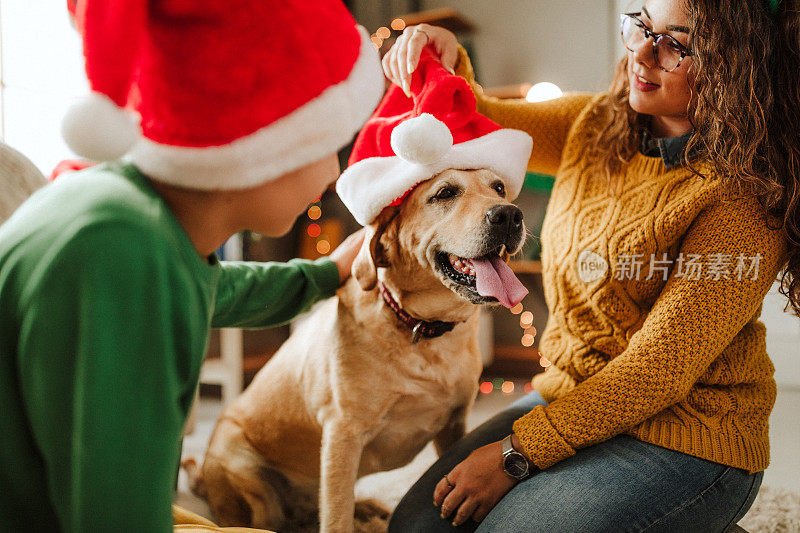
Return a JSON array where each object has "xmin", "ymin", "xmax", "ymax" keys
[{"xmin": 766, "ymin": 0, "xmax": 782, "ymax": 15}]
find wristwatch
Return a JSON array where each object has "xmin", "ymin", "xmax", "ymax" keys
[{"xmin": 501, "ymin": 434, "xmax": 535, "ymax": 480}]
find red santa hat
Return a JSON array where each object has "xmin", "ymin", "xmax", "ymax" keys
[
  {"xmin": 61, "ymin": 0, "xmax": 384, "ymax": 190},
  {"xmin": 336, "ymin": 46, "xmax": 532, "ymax": 226}
]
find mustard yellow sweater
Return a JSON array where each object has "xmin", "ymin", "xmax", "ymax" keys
[{"xmin": 456, "ymin": 48, "xmax": 787, "ymax": 473}]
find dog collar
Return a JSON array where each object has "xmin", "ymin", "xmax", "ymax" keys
[{"xmin": 377, "ymin": 282, "xmax": 456, "ymax": 344}]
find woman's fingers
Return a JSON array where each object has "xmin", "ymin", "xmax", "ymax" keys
[
  {"xmin": 394, "ymin": 32, "xmax": 413, "ymax": 95},
  {"xmin": 432, "ymin": 474, "xmax": 455, "ymax": 506},
  {"xmin": 439, "ymin": 42, "xmax": 459, "ymax": 74},
  {"xmin": 472, "ymin": 503, "xmax": 491, "ymax": 523},
  {"xmin": 405, "ymin": 26, "xmax": 432, "ymax": 78},
  {"xmin": 382, "ymin": 24, "xmax": 458, "ymax": 90},
  {"xmin": 452, "ymin": 497, "xmax": 479, "ymax": 527},
  {"xmin": 440, "ymin": 487, "xmax": 467, "ymax": 520},
  {"xmin": 382, "ymin": 45, "xmax": 401, "ymax": 86}
]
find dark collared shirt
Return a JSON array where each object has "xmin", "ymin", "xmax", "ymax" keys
[{"xmin": 639, "ymin": 128, "xmax": 701, "ymax": 169}]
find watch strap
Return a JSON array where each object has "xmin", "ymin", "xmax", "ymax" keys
[{"xmin": 501, "ymin": 434, "xmax": 515, "ymax": 456}]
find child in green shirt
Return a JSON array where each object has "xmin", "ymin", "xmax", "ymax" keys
[{"xmin": 0, "ymin": 1, "xmax": 383, "ymax": 531}]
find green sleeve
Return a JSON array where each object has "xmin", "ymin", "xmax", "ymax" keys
[
  {"xmin": 212, "ymin": 258, "xmax": 340, "ymax": 328},
  {"xmin": 17, "ymin": 221, "xmax": 186, "ymax": 533}
]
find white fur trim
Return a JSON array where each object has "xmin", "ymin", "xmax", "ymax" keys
[
  {"xmin": 126, "ymin": 26, "xmax": 383, "ymax": 190},
  {"xmin": 390, "ymin": 113, "xmax": 453, "ymax": 164},
  {"xmin": 61, "ymin": 92, "xmax": 141, "ymax": 163},
  {"xmin": 337, "ymin": 128, "xmax": 533, "ymax": 225}
]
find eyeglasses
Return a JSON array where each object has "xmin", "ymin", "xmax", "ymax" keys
[{"xmin": 620, "ymin": 12, "xmax": 693, "ymax": 72}]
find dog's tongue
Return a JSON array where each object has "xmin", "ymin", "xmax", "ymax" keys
[{"xmin": 471, "ymin": 255, "xmax": 528, "ymax": 308}]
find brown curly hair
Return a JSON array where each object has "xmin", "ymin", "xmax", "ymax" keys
[{"xmin": 586, "ymin": 0, "xmax": 800, "ymax": 316}]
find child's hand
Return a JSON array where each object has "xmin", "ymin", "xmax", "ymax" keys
[{"xmin": 329, "ymin": 228, "xmax": 366, "ymax": 285}]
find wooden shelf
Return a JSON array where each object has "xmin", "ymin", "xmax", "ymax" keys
[
  {"xmin": 509, "ymin": 260, "xmax": 542, "ymax": 274},
  {"xmin": 494, "ymin": 344, "xmax": 541, "ymax": 361},
  {"xmin": 394, "ymin": 8, "xmax": 476, "ymax": 34},
  {"xmin": 484, "ymin": 344, "xmax": 544, "ymax": 377},
  {"xmin": 484, "ymin": 83, "xmax": 532, "ymax": 99}
]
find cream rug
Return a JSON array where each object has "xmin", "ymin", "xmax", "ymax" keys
[{"xmin": 738, "ymin": 484, "xmax": 800, "ymax": 532}]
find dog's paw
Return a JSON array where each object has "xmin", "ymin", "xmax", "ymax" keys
[{"xmin": 354, "ymin": 499, "xmax": 391, "ymax": 533}]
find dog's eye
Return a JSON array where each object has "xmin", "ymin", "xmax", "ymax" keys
[
  {"xmin": 492, "ymin": 181, "xmax": 506, "ymax": 197},
  {"xmin": 432, "ymin": 186, "xmax": 458, "ymax": 201}
]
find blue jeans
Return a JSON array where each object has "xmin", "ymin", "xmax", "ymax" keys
[{"xmin": 389, "ymin": 392, "xmax": 762, "ymax": 533}]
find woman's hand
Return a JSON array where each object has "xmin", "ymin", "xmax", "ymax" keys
[
  {"xmin": 433, "ymin": 440, "xmax": 520, "ymax": 526},
  {"xmin": 328, "ymin": 228, "xmax": 366, "ymax": 285},
  {"xmin": 382, "ymin": 24, "xmax": 459, "ymax": 96}
]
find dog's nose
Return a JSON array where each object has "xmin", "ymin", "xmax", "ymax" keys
[
  {"xmin": 485, "ymin": 205, "xmax": 524, "ymax": 250},
  {"xmin": 486, "ymin": 205, "xmax": 523, "ymax": 231}
]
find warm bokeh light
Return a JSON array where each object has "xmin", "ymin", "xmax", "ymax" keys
[
  {"xmin": 492, "ymin": 377, "xmax": 504, "ymax": 389},
  {"xmin": 501, "ymin": 381, "xmax": 515, "ymax": 394},
  {"xmin": 526, "ymin": 82, "xmax": 563, "ymax": 103},
  {"xmin": 307, "ymin": 205, "xmax": 322, "ymax": 220},
  {"xmin": 525, "ymin": 326, "xmax": 537, "ymax": 337},
  {"xmin": 524, "ymin": 382, "xmax": 534, "ymax": 394},
  {"xmin": 307, "ymin": 223, "xmax": 321, "ymax": 238},
  {"xmin": 520, "ymin": 311, "xmax": 534, "ymax": 328},
  {"xmin": 539, "ymin": 356, "xmax": 551, "ymax": 368},
  {"xmin": 316, "ymin": 240, "xmax": 331, "ymax": 255},
  {"xmin": 376, "ymin": 26, "xmax": 391, "ymax": 39},
  {"xmin": 480, "ymin": 381, "xmax": 493, "ymax": 394},
  {"xmin": 391, "ymin": 18, "xmax": 406, "ymax": 31},
  {"xmin": 521, "ymin": 334, "xmax": 535, "ymax": 347},
  {"xmin": 510, "ymin": 302, "xmax": 524, "ymax": 315},
  {"xmin": 370, "ymin": 36, "xmax": 382, "ymax": 49}
]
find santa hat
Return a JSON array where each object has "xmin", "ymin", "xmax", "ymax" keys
[
  {"xmin": 61, "ymin": 0, "xmax": 384, "ymax": 190},
  {"xmin": 336, "ymin": 46, "xmax": 532, "ymax": 226}
]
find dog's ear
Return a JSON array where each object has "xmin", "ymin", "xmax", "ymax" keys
[{"xmin": 352, "ymin": 207, "xmax": 398, "ymax": 291}]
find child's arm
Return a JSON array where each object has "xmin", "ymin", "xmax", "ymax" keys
[
  {"xmin": 212, "ymin": 229, "xmax": 364, "ymax": 328},
  {"xmin": 17, "ymin": 221, "xmax": 188, "ymax": 533}
]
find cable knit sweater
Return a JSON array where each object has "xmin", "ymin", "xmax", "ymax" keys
[{"xmin": 455, "ymin": 47, "xmax": 787, "ymax": 473}]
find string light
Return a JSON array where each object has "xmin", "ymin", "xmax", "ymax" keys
[
  {"xmin": 539, "ymin": 356, "xmax": 551, "ymax": 368},
  {"xmin": 519, "ymin": 311, "xmax": 534, "ymax": 328},
  {"xmin": 307, "ymin": 223, "xmax": 321, "ymax": 238},
  {"xmin": 376, "ymin": 26, "xmax": 391, "ymax": 39},
  {"xmin": 521, "ymin": 334, "xmax": 535, "ymax": 347},
  {"xmin": 304, "ymin": 197, "xmax": 330, "ymax": 256},
  {"xmin": 391, "ymin": 18, "xmax": 406, "ymax": 31},
  {"xmin": 477, "ymin": 380, "xmax": 537, "ymax": 395},
  {"xmin": 316, "ymin": 239, "xmax": 331, "ymax": 255},
  {"xmin": 510, "ymin": 302, "xmax": 523, "ymax": 314}
]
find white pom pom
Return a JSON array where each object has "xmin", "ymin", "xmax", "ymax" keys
[
  {"xmin": 390, "ymin": 113, "xmax": 453, "ymax": 165},
  {"xmin": 61, "ymin": 92, "xmax": 140, "ymax": 162}
]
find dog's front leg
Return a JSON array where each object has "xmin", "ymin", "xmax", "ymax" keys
[
  {"xmin": 433, "ymin": 405, "xmax": 468, "ymax": 457},
  {"xmin": 319, "ymin": 419, "xmax": 364, "ymax": 533}
]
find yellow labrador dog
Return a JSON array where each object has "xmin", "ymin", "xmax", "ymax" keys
[{"xmin": 188, "ymin": 168, "xmax": 527, "ymax": 532}]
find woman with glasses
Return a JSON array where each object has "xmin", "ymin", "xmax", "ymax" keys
[{"xmin": 383, "ymin": 0, "xmax": 800, "ymax": 531}]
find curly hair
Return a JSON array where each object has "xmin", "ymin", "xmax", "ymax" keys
[{"xmin": 586, "ymin": 0, "xmax": 800, "ymax": 316}]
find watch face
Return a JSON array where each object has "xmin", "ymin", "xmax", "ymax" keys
[{"xmin": 503, "ymin": 453, "xmax": 529, "ymax": 478}]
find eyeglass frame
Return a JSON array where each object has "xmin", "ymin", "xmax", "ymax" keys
[{"xmin": 619, "ymin": 12, "xmax": 693, "ymax": 72}]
